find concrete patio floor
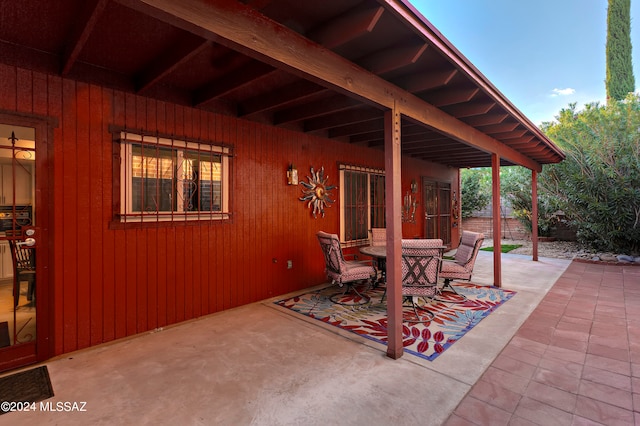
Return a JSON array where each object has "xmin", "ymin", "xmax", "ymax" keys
[{"xmin": 0, "ymin": 252, "xmax": 591, "ymax": 425}]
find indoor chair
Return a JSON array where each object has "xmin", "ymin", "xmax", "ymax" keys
[{"xmin": 8, "ymin": 233, "xmax": 36, "ymax": 307}]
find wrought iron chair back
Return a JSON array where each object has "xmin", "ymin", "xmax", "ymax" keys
[
  {"xmin": 317, "ymin": 231, "xmax": 376, "ymax": 305},
  {"xmin": 440, "ymin": 231, "xmax": 484, "ymax": 285},
  {"xmin": 400, "ymin": 238, "xmax": 443, "ymax": 323},
  {"xmin": 370, "ymin": 228, "xmax": 386, "ymax": 247},
  {"xmin": 317, "ymin": 231, "xmax": 346, "ymax": 278}
]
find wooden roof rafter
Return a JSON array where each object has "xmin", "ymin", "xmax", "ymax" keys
[
  {"xmin": 115, "ymin": 0, "xmax": 548, "ymax": 170},
  {"xmin": 0, "ymin": 0, "xmax": 564, "ymax": 169}
]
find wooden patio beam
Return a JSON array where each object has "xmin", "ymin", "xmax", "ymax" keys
[
  {"xmin": 489, "ymin": 129, "xmax": 529, "ymax": 140},
  {"xmin": 194, "ymin": 62, "xmax": 276, "ymax": 106},
  {"xmin": 359, "ymin": 42, "xmax": 429, "ymax": 75},
  {"xmin": 136, "ymin": 38, "xmax": 211, "ymax": 94},
  {"xmin": 61, "ymin": 0, "xmax": 109, "ymax": 76},
  {"xmin": 117, "ymin": 0, "xmax": 543, "ymax": 171},
  {"xmin": 477, "ymin": 121, "xmax": 520, "ymax": 134},
  {"xmin": 307, "ymin": 4, "xmax": 385, "ymax": 49},
  {"xmin": 425, "ymin": 87, "xmax": 480, "ymax": 107},
  {"xmin": 304, "ymin": 108, "xmax": 381, "ymax": 132},
  {"xmin": 349, "ymin": 130, "xmax": 385, "ymax": 143},
  {"xmin": 505, "ymin": 136, "xmax": 536, "ymax": 146},
  {"xmin": 492, "ymin": 153, "xmax": 502, "ymax": 287},
  {"xmin": 400, "ymin": 69, "xmax": 458, "ymax": 93},
  {"xmin": 462, "ymin": 113, "xmax": 509, "ymax": 126},
  {"xmin": 328, "ymin": 120, "xmax": 384, "ymax": 138},
  {"xmin": 240, "ymin": 81, "xmax": 328, "ymax": 117},
  {"xmin": 384, "ymin": 106, "xmax": 403, "ymax": 359},
  {"xmin": 532, "ymin": 170, "xmax": 539, "ymax": 261},
  {"xmin": 443, "ymin": 102, "xmax": 496, "ymax": 118},
  {"xmin": 274, "ymin": 95, "xmax": 363, "ymax": 125}
]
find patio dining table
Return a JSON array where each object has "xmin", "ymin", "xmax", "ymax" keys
[
  {"xmin": 359, "ymin": 245, "xmax": 387, "ymax": 286},
  {"xmin": 360, "ymin": 243, "xmax": 448, "ymax": 287}
]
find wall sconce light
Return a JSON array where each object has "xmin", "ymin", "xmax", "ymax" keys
[
  {"xmin": 287, "ymin": 164, "xmax": 298, "ymax": 185},
  {"xmin": 410, "ymin": 179, "xmax": 418, "ymax": 194},
  {"xmin": 402, "ymin": 191, "xmax": 417, "ymax": 223}
]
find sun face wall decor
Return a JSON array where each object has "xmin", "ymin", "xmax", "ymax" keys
[{"xmin": 299, "ymin": 166, "xmax": 336, "ymax": 218}]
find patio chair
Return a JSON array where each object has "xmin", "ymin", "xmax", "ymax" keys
[
  {"xmin": 401, "ymin": 239, "xmax": 444, "ymax": 323},
  {"xmin": 369, "ymin": 228, "xmax": 386, "ymax": 284},
  {"xmin": 7, "ymin": 232, "xmax": 36, "ymax": 307},
  {"xmin": 370, "ymin": 228, "xmax": 386, "ymax": 246},
  {"xmin": 317, "ymin": 231, "xmax": 376, "ymax": 305},
  {"xmin": 439, "ymin": 231, "xmax": 484, "ymax": 299}
]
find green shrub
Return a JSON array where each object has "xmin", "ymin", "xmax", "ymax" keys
[
  {"xmin": 501, "ymin": 167, "xmax": 561, "ymax": 237},
  {"xmin": 541, "ymin": 94, "xmax": 640, "ymax": 252}
]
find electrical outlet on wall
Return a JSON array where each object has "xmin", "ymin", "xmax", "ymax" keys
[{"xmin": 287, "ymin": 260, "xmax": 293, "ymax": 269}]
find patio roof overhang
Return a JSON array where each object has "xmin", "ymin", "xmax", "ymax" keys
[{"xmin": 0, "ymin": 0, "xmax": 564, "ymax": 171}]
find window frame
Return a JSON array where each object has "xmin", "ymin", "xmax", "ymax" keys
[
  {"xmin": 339, "ymin": 164, "xmax": 385, "ymax": 246},
  {"xmin": 115, "ymin": 131, "xmax": 231, "ymax": 224}
]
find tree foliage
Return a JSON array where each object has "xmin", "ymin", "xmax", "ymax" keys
[
  {"xmin": 460, "ymin": 168, "xmax": 491, "ymax": 218},
  {"xmin": 541, "ymin": 94, "xmax": 640, "ymax": 252},
  {"xmin": 500, "ymin": 167, "xmax": 561, "ymax": 237},
  {"xmin": 606, "ymin": 0, "xmax": 635, "ymax": 101}
]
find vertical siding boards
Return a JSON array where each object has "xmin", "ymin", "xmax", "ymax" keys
[
  {"xmin": 0, "ymin": 64, "xmax": 17, "ymax": 111},
  {"xmin": 32, "ymin": 71, "xmax": 48, "ymax": 117},
  {"xmin": 198, "ymin": 108, "xmax": 211, "ymax": 315},
  {"xmin": 75, "ymin": 82, "xmax": 92, "ymax": 349},
  {"xmin": 144, "ymin": 97, "xmax": 159, "ymax": 330},
  {"xmin": 243, "ymin": 120, "xmax": 256, "ymax": 306},
  {"xmin": 133, "ymin": 94, "xmax": 148, "ymax": 334},
  {"xmin": 173, "ymin": 105, "xmax": 186, "ymax": 323},
  {"xmin": 101, "ymin": 87, "xmax": 116, "ymax": 342},
  {"xmin": 112, "ymin": 90, "xmax": 128, "ymax": 340},
  {"xmin": 261, "ymin": 126, "xmax": 275, "ymax": 300},
  {"xmin": 16, "ymin": 68, "xmax": 33, "ymax": 113},
  {"xmin": 123, "ymin": 93, "xmax": 138, "ymax": 336},
  {"xmin": 88, "ymin": 84, "xmax": 105, "ymax": 346},
  {"xmin": 3, "ymin": 66, "xmax": 460, "ymax": 357},
  {"xmin": 221, "ymin": 114, "xmax": 233, "ymax": 311},
  {"xmin": 61, "ymin": 78, "xmax": 79, "ymax": 352},
  {"xmin": 182, "ymin": 105, "xmax": 195, "ymax": 320},
  {"xmin": 154, "ymin": 100, "xmax": 168, "ymax": 327},
  {"xmin": 162, "ymin": 102, "xmax": 177, "ymax": 326},
  {"xmin": 47, "ymin": 74, "xmax": 64, "ymax": 355}
]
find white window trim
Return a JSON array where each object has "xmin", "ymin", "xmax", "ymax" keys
[{"xmin": 119, "ymin": 131, "xmax": 230, "ymax": 222}]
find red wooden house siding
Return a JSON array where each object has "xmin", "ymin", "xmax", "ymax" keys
[{"xmin": 0, "ymin": 63, "xmax": 458, "ymax": 356}]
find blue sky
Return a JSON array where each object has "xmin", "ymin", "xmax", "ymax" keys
[{"xmin": 412, "ymin": 0, "xmax": 640, "ymax": 125}]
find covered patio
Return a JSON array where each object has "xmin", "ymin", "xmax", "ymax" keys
[
  {"xmin": 9, "ymin": 252, "xmax": 638, "ymax": 425},
  {"xmin": 0, "ymin": 0, "xmax": 567, "ymax": 368}
]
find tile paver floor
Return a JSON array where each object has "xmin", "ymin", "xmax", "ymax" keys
[{"xmin": 446, "ymin": 261, "xmax": 640, "ymax": 425}]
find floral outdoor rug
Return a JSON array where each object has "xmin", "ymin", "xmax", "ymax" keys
[{"xmin": 273, "ymin": 283, "xmax": 516, "ymax": 361}]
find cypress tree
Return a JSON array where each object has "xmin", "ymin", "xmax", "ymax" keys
[{"xmin": 606, "ymin": 0, "xmax": 635, "ymax": 101}]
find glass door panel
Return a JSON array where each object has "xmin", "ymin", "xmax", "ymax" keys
[{"xmin": 0, "ymin": 124, "xmax": 36, "ymax": 351}]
